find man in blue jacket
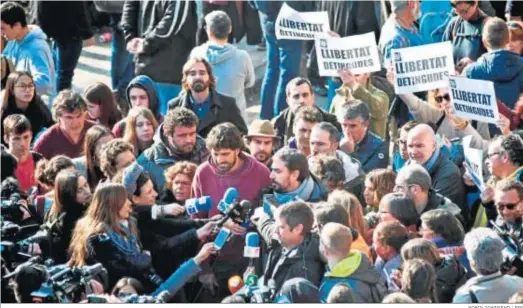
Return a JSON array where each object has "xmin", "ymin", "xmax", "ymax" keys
[
  {"xmin": 463, "ymin": 17, "xmax": 523, "ymax": 110},
  {"xmin": 339, "ymin": 100, "xmax": 389, "ymax": 173},
  {"xmin": 1, "ymin": 2, "xmax": 55, "ymax": 97}
]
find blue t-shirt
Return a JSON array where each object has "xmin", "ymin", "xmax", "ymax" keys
[
  {"xmin": 189, "ymin": 94, "xmax": 211, "ymax": 121},
  {"xmin": 379, "ymin": 18, "xmax": 426, "ymax": 66}
]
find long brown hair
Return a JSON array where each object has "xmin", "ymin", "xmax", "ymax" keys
[
  {"xmin": 123, "ymin": 107, "xmax": 158, "ymax": 156},
  {"xmin": 83, "ymin": 82, "xmax": 122, "ymax": 128},
  {"xmin": 69, "ymin": 183, "xmax": 134, "ymax": 266},
  {"xmin": 47, "ymin": 170, "xmax": 84, "ymax": 223},
  {"xmin": 1, "ymin": 71, "xmax": 37, "ymax": 113},
  {"xmin": 366, "ymin": 169, "xmax": 396, "ymax": 208},
  {"xmin": 328, "ymin": 190, "xmax": 367, "ymax": 237},
  {"xmin": 181, "ymin": 57, "xmax": 216, "ymax": 92},
  {"xmin": 84, "ymin": 125, "xmax": 113, "ymax": 189}
]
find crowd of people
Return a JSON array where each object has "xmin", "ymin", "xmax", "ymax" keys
[{"xmin": 1, "ymin": 0, "xmax": 523, "ymax": 304}]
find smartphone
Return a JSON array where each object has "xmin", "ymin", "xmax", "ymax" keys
[
  {"xmin": 87, "ymin": 295, "xmax": 108, "ymax": 303},
  {"xmin": 214, "ymin": 227, "xmax": 231, "ymax": 250},
  {"xmin": 263, "ymin": 194, "xmax": 279, "ymax": 218}
]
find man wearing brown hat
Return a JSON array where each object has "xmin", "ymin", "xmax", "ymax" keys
[{"xmin": 245, "ymin": 119, "xmax": 280, "ymax": 167}]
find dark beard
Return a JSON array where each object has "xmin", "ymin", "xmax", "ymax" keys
[{"xmin": 191, "ymin": 81, "xmax": 207, "ymax": 93}]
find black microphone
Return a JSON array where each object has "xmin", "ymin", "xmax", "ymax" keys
[{"xmin": 216, "ymin": 200, "xmax": 251, "ymax": 228}]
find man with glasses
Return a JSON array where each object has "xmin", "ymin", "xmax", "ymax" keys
[
  {"xmin": 443, "ymin": 0, "xmax": 489, "ymax": 65},
  {"xmin": 491, "ymin": 180, "xmax": 523, "ymax": 246},
  {"xmin": 471, "ymin": 134, "xmax": 523, "ymax": 227},
  {"xmin": 168, "ymin": 57, "xmax": 247, "ymax": 138},
  {"xmin": 33, "ymin": 90, "xmax": 95, "ymax": 159},
  {"xmin": 395, "ymin": 164, "xmax": 466, "ymax": 229}
]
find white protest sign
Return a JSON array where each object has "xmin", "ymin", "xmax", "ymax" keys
[
  {"xmin": 392, "ymin": 41, "xmax": 454, "ymax": 94},
  {"xmin": 315, "ymin": 32, "xmax": 381, "ymax": 76},
  {"xmin": 448, "ymin": 76, "xmax": 499, "ymax": 125},
  {"xmin": 462, "ymin": 135, "xmax": 486, "ymax": 192},
  {"xmin": 275, "ymin": 3, "xmax": 330, "ymax": 40}
]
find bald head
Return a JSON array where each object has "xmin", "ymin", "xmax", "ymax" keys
[
  {"xmin": 407, "ymin": 124, "xmax": 437, "ymax": 165},
  {"xmin": 320, "ymin": 222, "xmax": 353, "ymax": 258}
]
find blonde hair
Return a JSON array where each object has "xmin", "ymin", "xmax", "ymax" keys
[{"xmin": 328, "ymin": 190, "xmax": 366, "ymax": 237}]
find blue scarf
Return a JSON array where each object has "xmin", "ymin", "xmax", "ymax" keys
[{"xmin": 274, "ymin": 176, "xmax": 315, "ymax": 204}]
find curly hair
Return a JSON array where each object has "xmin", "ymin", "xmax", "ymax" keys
[
  {"xmin": 164, "ymin": 161, "xmax": 198, "ymax": 190},
  {"xmin": 294, "ymin": 105, "xmax": 323, "ymax": 124},
  {"xmin": 309, "ymin": 154, "xmax": 345, "ymax": 189},
  {"xmin": 163, "ymin": 107, "xmax": 199, "ymax": 136},
  {"xmin": 499, "ymin": 133, "xmax": 523, "ymax": 166},
  {"xmin": 35, "ymin": 155, "xmax": 75, "ymax": 186},
  {"xmin": 99, "ymin": 139, "xmax": 135, "ymax": 179},
  {"xmin": 205, "ymin": 122, "xmax": 244, "ymax": 150},
  {"xmin": 51, "ymin": 90, "xmax": 87, "ymax": 121}
]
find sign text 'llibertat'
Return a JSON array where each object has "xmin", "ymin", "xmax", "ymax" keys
[
  {"xmin": 395, "ymin": 56, "xmax": 448, "ymax": 86},
  {"xmin": 320, "ymin": 46, "xmax": 374, "ymax": 70},
  {"xmin": 451, "ymin": 88, "xmax": 495, "ymax": 118},
  {"xmin": 279, "ymin": 19, "xmax": 325, "ymax": 38}
]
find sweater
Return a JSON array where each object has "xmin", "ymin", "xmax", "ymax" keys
[{"xmin": 33, "ymin": 121, "xmax": 96, "ymax": 159}]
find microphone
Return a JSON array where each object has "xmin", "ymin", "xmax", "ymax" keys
[
  {"xmin": 217, "ymin": 187, "xmax": 238, "ymax": 214},
  {"xmin": 243, "ymin": 232, "xmax": 260, "ymax": 287},
  {"xmin": 185, "ymin": 196, "xmax": 213, "ymax": 215},
  {"xmin": 228, "ymin": 275, "xmax": 244, "ymax": 294},
  {"xmin": 216, "ymin": 199, "xmax": 252, "ymax": 228}
]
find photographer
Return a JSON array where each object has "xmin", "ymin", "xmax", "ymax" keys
[
  {"xmin": 44, "ymin": 170, "xmax": 92, "ymax": 264},
  {"xmin": 68, "ymin": 183, "xmax": 160, "ymax": 291},
  {"xmin": 251, "ymin": 201, "xmax": 324, "ymax": 295},
  {"xmin": 492, "ymin": 180, "xmax": 523, "ymax": 249},
  {"xmin": 115, "ymin": 163, "xmax": 216, "ymax": 280}
]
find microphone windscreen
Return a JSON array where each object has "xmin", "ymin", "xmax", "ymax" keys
[
  {"xmin": 228, "ymin": 275, "xmax": 244, "ymax": 294},
  {"xmin": 223, "ymin": 187, "xmax": 238, "ymax": 204},
  {"xmin": 245, "ymin": 232, "xmax": 259, "ymax": 247}
]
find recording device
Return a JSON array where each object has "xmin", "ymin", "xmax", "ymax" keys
[
  {"xmin": 243, "ymin": 232, "xmax": 260, "ymax": 287},
  {"xmin": 228, "ymin": 275, "xmax": 244, "ymax": 294},
  {"xmin": 217, "ymin": 187, "xmax": 239, "ymax": 214},
  {"xmin": 1, "ymin": 222, "xmax": 43, "ymax": 270},
  {"xmin": 216, "ymin": 200, "xmax": 253, "ymax": 228},
  {"xmin": 263, "ymin": 194, "xmax": 279, "ymax": 219},
  {"xmin": 214, "ymin": 227, "xmax": 232, "ymax": 250},
  {"xmin": 1, "ymin": 193, "xmax": 27, "ymax": 224},
  {"xmin": 185, "ymin": 196, "xmax": 213, "ymax": 215},
  {"xmin": 230, "ymin": 278, "xmax": 277, "ymax": 303},
  {"xmin": 490, "ymin": 220, "xmax": 523, "ymax": 277},
  {"xmin": 31, "ymin": 263, "xmax": 107, "ymax": 303}
]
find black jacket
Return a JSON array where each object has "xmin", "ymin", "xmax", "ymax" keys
[
  {"xmin": 44, "ymin": 206, "xmax": 85, "ymax": 264},
  {"xmin": 272, "ymin": 107, "xmax": 341, "ymax": 146},
  {"xmin": 132, "ymin": 205, "xmax": 204, "ymax": 279},
  {"xmin": 36, "ymin": 1, "xmax": 93, "ymax": 43},
  {"xmin": 121, "ymin": 0, "xmax": 197, "ymax": 84},
  {"xmin": 168, "ymin": 90, "xmax": 248, "ymax": 137},
  {"xmin": 423, "ymin": 189, "xmax": 467, "ymax": 230},
  {"xmin": 435, "ymin": 254, "xmax": 468, "ymax": 303},
  {"xmin": 256, "ymin": 214, "xmax": 325, "ymax": 294}
]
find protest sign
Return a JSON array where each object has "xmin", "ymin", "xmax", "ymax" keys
[
  {"xmin": 392, "ymin": 41, "xmax": 454, "ymax": 94},
  {"xmin": 462, "ymin": 136, "xmax": 485, "ymax": 192},
  {"xmin": 275, "ymin": 3, "xmax": 330, "ymax": 40},
  {"xmin": 315, "ymin": 32, "xmax": 381, "ymax": 76},
  {"xmin": 448, "ymin": 76, "xmax": 499, "ymax": 125}
]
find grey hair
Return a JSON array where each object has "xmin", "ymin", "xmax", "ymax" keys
[
  {"xmin": 483, "ymin": 17, "xmax": 510, "ymax": 49},
  {"xmin": 464, "ymin": 228, "xmax": 505, "ymax": 275},
  {"xmin": 343, "ymin": 100, "xmax": 370, "ymax": 123},
  {"xmin": 313, "ymin": 122, "xmax": 340, "ymax": 144},
  {"xmin": 205, "ymin": 10, "xmax": 231, "ymax": 40},
  {"xmin": 396, "ymin": 164, "xmax": 432, "ymax": 191},
  {"xmin": 390, "ymin": 0, "xmax": 410, "ymax": 13}
]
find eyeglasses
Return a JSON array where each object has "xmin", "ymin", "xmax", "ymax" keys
[
  {"xmin": 435, "ymin": 93, "xmax": 451, "ymax": 103},
  {"xmin": 495, "ymin": 202, "xmax": 520, "ymax": 211},
  {"xmin": 15, "ymin": 83, "xmax": 35, "ymax": 90},
  {"xmin": 486, "ymin": 151, "xmax": 503, "ymax": 159}
]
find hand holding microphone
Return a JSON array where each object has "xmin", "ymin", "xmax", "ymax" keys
[{"xmin": 194, "ymin": 242, "xmax": 218, "ymax": 265}]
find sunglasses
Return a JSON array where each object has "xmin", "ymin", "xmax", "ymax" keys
[
  {"xmin": 435, "ymin": 93, "xmax": 451, "ymax": 103},
  {"xmin": 495, "ymin": 202, "xmax": 519, "ymax": 211}
]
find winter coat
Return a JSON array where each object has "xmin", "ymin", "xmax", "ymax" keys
[
  {"xmin": 2, "ymin": 26, "xmax": 55, "ymax": 96},
  {"xmin": 453, "ymin": 272, "xmax": 523, "ymax": 303},
  {"xmin": 349, "ymin": 130, "xmax": 389, "ymax": 173},
  {"xmin": 168, "ymin": 90, "xmax": 247, "ymax": 137},
  {"xmin": 463, "ymin": 49, "xmax": 523, "ymax": 109},
  {"xmin": 319, "ymin": 251, "xmax": 388, "ymax": 303},
  {"xmin": 137, "ymin": 123, "xmax": 209, "ymax": 191},
  {"xmin": 442, "ymin": 11, "xmax": 489, "ymax": 63},
  {"xmin": 434, "ymin": 254, "xmax": 469, "ymax": 303},
  {"xmin": 120, "ymin": 0, "xmax": 197, "ymax": 84},
  {"xmin": 256, "ymin": 214, "xmax": 325, "ymax": 293},
  {"xmin": 423, "ymin": 189, "xmax": 467, "ymax": 230},
  {"xmin": 44, "ymin": 205, "xmax": 86, "ymax": 264},
  {"xmin": 190, "ymin": 42, "xmax": 255, "ymax": 120},
  {"xmin": 36, "ymin": 1, "xmax": 93, "ymax": 43}
]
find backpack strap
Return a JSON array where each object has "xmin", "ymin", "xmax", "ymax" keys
[{"xmin": 434, "ymin": 113, "xmax": 446, "ymax": 132}]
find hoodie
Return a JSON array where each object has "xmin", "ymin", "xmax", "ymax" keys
[
  {"xmin": 2, "ymin": 26, "xmax": 55, "ymax": 96},
  {"xmin": 190, "ymin": 43, "xmax": 255, "ymax": 120},
  {"xmin": 137, "ymin": 123, "xmax": 209, "ymax": 191},
  {"xmin": 112, "ymin": 75, "xmax": 164, "ymax": 137},
  {"xmin": 464, "ymin": 50, "xmax": 523, "ymax": 109},
  {"xmin": 320, "ymin": 251, "xmax": 388, "ymax": 303}
]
